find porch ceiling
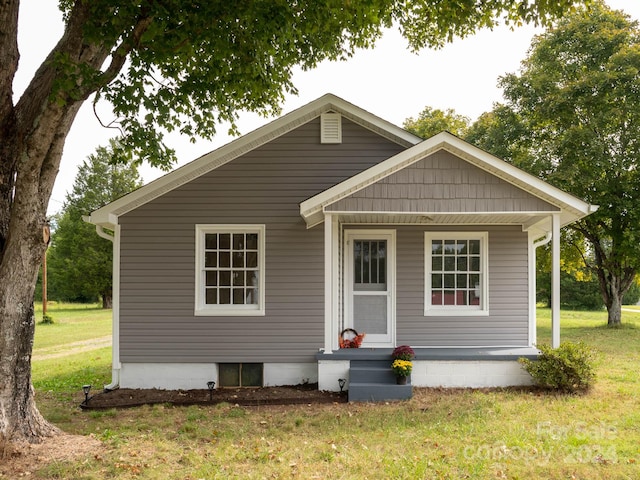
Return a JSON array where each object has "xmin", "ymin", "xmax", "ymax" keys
[{"xmin": 331, "ymin": 211, "xmax": 553, "ymax": 234}]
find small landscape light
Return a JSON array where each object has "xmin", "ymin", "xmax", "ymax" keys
[
  {"xmin": 207, "ymin": 381, "xmax": 216, "ymax": 401},
  {"xmin": 82, "ymin": 384, "xmax": 92, "ymax": 404},
  {"xmin": 338, "ymin": 378, "xmax": 346, "ymax": 393}
]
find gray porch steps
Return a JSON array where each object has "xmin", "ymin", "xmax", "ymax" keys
[{"xmin": 348, "ymin": 360, "xmax": 412, "ymax": 402}]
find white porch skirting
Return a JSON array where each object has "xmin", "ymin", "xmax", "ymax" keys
[
  {"xmin": 413, "ymin": 360, "xmax": 533, "ymax": 388},
  {"xmin": 318, "ymin": 359, "xmax": 533, "ymax": 392}
]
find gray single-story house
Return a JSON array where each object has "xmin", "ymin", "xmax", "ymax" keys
[{"xmin": 87, "ymin": 94, "xmax": 596, "ymax": 398}]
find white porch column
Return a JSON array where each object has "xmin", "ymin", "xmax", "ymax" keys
[
  {"xmin": 323, "ymin": 213, "xmax": 337, "ymax": 353},
  {"xmin": 551, "ymin": 214, "xmax": 561, "ymax": 348}
]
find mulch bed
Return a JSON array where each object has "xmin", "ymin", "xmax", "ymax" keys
[{"xmin": 81, "ymin": 383, "xmax": 347, "ymax": 409}]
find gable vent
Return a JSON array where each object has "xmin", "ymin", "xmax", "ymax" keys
[{"xmin": 321, "ymin": 113, "xmax": 342, "ymax": 144}]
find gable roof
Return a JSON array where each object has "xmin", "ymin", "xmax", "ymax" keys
[
  {"xmin": 87, "ymin": 94, "xmax": 421, "ymax": 228},
  {"xmin": 299, "ymin": 131, "xmax": 597, "ymax": 233}
]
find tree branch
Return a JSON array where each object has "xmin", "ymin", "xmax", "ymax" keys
[
  {"xmin": 93, "ymin": 14, "xmax": 154, "ymax": 90},
  {"xmin": 92, "ymin": 97, "xmax": 124, "ymax": 135},
  {"xmin": 38, "ymin": 102, "xmax": 84, "ymax": 204},
  {"xmin": 566, "ymin": 231, "xmax": 591, "ymax": 269},
  {"xmin": 13, "ymin": 1, "xmax": 94, "ymax": 134}
]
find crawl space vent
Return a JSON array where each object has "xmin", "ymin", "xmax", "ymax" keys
[{"xmin": 321, "ymin": 113, "xmax": 342, "ymax": 144}]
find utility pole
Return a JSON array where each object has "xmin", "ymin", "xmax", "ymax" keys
[{"xmin": 42, "ymin": 223, "xmax": 51, "ymax": 318}]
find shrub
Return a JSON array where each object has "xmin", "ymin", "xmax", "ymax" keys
[
  {"xmin": 519, "ymin": 342, "xmax": 596, "ymax": 393},
  {"xmin": 40, "ymin": 314, "xmax": 54, "ymax": 324}
]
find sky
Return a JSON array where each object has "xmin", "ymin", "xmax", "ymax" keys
[{"xmin": 14, "ymin": 1, "xmax": 640, "ymax": 215}]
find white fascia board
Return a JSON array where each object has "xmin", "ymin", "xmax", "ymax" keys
[
  {"xmin": 300, "ymin": 131, "xmax": 596, "ymax": 227},
  {"xmin": 87, "ymin": 93, "xmax": 420, "ymax": 226},
  {"xmin": 440, "ymin": 138, "xmax": 594, "ymax": 216},
  {"xmin": 523, "ymin": 210, "xmax": 588, "ymax": 233}
]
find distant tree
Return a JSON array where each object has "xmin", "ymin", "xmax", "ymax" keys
[
  {"xmin": 464, "ymin": 105, "xmax": 537, "ymax": 173},
  {"xmin": 469, "ymin": 2, "xmax": 640, "ymax": 326},
  {"xmin": 403, "ymin": 106, "xmax": 470, "ymax": 139},
  {"xmin": 557, "ymin": 272, "xmax": 603, "ymax": 311},
  {"xmin": 47, "ymin": 141, "xmax": 142, "ymax": 308}
]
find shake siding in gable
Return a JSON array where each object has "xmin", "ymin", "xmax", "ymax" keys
[
  {"xmin": 327, "ymin": 150, "xmax": 558, "ymax": 213},
  {"xmin": 118, "ymin": 117, "xmax": 406, "ymax": 364}
]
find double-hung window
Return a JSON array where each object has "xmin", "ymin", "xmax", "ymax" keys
[
  {"xmin": 425, "ymin": 232, "xmax": 488, "ymax": 316},
  {"xmin": 195, "ymin": 225, "xmax": 265, "ymax": 316}
]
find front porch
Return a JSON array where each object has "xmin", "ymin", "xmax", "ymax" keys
[
  {"xmin": 317, "ymin": 347, "xmax": 538, "ymax": 401},
  {"xmin": 318, "ymin": 215, "xmax": 564, "ymax": 355}
]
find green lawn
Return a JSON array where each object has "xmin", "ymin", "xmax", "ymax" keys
[
  {"xmin": 28, "ymin": 307, "xmax": 640, "ymax": 480},
  {"xmin": 31, "ymin": 303, "xmax": 113, "ymax": 414},
  {"xmin": 34, "ymin": 302, "xmax": 112, "ymax": 350}
]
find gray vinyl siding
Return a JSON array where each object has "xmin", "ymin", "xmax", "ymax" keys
[
  {"xmin": 394, "ymin": 225, "xmax": 529, "ymax": 346},
  {"xmin": 118, "ymin": 117, "xmax": 405, "ymax": 363},
  {"xmin": 327, "ymin": 150, "xmax": 558, "ymax": 213}
]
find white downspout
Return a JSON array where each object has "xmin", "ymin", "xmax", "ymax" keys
[
  {"xmin": 533, "ymin": 232, "xmax": 552, "ymax": 249},
  {"xmin": 83, "ymin": 218, "xmax": 121, "ymax": 391},
  {"xmin": 94, "ymin": 225, "xmax": 113, "ymax": 242}
]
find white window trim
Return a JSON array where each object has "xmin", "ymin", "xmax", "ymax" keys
[
  {"xmin": 195, "ymin": 224, "xmax": 266, "ymax": 316},
  {"xmin": 424, "ymin": 231, "xmax": 489, "ymax": 317}
]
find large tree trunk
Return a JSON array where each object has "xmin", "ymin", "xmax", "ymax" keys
[
  {"xmin": 587, "ymin": 227, "xmax": 636, "ymax": 327},
  {"xmin": 102, "ymin": 291, "xmax": 113, "ymax": 309},
  {"xmin": 607, "ymin": 293, "xmax": 622, "ymax": 326},
  {"xmin": 0, "ymin": 2, "xmax": 116, "ymax": 443},
  {"xmin": 0, "ymin": 205, "xmax": 60, "ymax": 442},
  {"xmin": 600, "ymin": 270, "xmax": 634, "ymax": 327},
  {"xmin": 0, "ymin": 97, "xmax": 85, "ymax": 442}
]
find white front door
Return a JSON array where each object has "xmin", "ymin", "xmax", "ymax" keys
[{"xmin": 344, "ymin": 230, "xmax": 395, "ymax": 347}]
